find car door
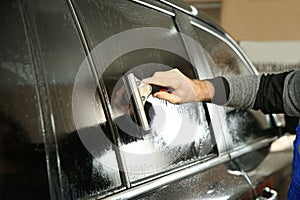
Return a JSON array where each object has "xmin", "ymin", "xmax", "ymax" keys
[
  {"xmin": 71, "ymin": 0, "xmax": 255, "ymax": 199},
  {"xmin": 9, "ymin": 0, "xmax": 261, "ymax": 199},
  {"xmin": 176, "ymin": 8, "xmax": 292, "ymax": 200}
]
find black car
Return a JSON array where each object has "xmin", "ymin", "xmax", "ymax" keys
[{"xmin": 0, "ymin": 0, "xmax": 292, "ymax": 199}]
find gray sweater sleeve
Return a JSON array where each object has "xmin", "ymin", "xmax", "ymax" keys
[
  {"xmin": 283, "ymin": 71, "xmax": 300, "ymax": 117},
  {"xmin": 221, "ymin": 70, "xmax": 300, "ymax": 117},
  {"xmin": 223, "ymin": 75, "xmax": 261, "ymax": 109}
]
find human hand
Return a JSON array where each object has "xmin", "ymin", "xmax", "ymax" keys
[{"xmin": 143, "ymin": 69, "xmax": 215, "ymax": 104}]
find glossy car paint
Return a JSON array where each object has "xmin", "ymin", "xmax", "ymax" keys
[{"xmin": 0, "ymin": 0, "xmax": 292, "ymax": 199}]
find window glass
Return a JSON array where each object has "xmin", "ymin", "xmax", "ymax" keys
[
  {"xmin": 104, "ymin": 50, "xmax": 214, "ymax": 182},
  {"xmin": 23, "ymin": 0, "xmax": 121, "ymax": 198},
  {"xmin": 0, "ymin": 1, "xmax": 49, "ymax": 199},
  {"xmin": 74, "ymin": 0, "xmax": 216, "ymax": 182},
  {"xmin": 190, "ymin": 19, "xmax": 273, "ymax": 149}
]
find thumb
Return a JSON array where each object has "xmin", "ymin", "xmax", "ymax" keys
[{"xmin": 154, "ymin": 92, "xmax": 180, "ymax": 104}]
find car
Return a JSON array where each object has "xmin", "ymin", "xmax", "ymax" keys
[{"xmin": 0, "ymin": 0, "xmax": 292, "ymax": 199}]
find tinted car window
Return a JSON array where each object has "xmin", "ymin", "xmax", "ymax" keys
[
  {"xmin": 190, "ymin": 18, "xmax": 273, "ymax": 149},
  {"xmin": 74, "ymin": 0, "xmax": 216, "ymax": 183},
  {"xmin": 0, "ymin": 1, "xmax": 49, "ymax": 199},
  {"xmin": 22, "ymin": 0, "xmax": 122, "ymax": 198}
]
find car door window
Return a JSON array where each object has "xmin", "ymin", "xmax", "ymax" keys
[
  {"xmin": 0, "ymin": 1, "xmax": 49, "ymax": 199},
  {"xmin": 74, "ymin": 0, "xmax": 217, "ymax": 183},
  {"xmin": 22, "ymin": 0, "xmax": 122, "ymax": 198},
  {"xmin": 189, "ymin": 18, "xmax": 274, "ymax": 149}
]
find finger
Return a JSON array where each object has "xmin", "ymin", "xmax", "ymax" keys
[{"xmin": 154, "ymin": 92, "xmax": 180, "ymax": 104}]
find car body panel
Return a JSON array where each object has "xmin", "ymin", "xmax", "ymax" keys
[{"xmin": 0, "ymin": 0, "xmax": 292, "ymax": 199}]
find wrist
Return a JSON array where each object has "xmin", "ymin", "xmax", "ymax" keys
[{"xmin": 192, "ymin": 79, "xmax": 215, "ymax": 102}]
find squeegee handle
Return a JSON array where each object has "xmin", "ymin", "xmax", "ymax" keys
[{"xmin": 150, "ymin": 84, "xmax": 172, "ymax": 94}]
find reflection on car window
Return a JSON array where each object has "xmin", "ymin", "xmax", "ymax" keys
[
  {"xmin": 74, "ymin": 0, "xmax": 216, "ymax": 183},
  {"xmin": 0, "ymin": 1, "xmax": 49, "ymax": 199},
  {"xmin": 190, "ymin": 19, "xmax": 272, "ymax": 148},
  {"xmin": 23, "ymin": 0, "xmax": 122, "ymax": 198}
]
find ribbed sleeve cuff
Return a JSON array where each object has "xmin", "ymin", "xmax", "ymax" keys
[{"xmin": 206, "ymin": 76, "xmax": 230, "ymax": 105}]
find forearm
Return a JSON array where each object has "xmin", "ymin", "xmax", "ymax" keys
[
  {"xmin": 193, "ymin": 75, "xmax": 259, "ymax": 108},
  {"xmin": 204, "ymin": 75, "xmax": 261, "ymax": 109},
  {"xmin": 224, "ymin": 75, "xmax": 261, "ymax": 109},
  {"xmin": 143, "ymin": 68, "xmax": 299, "ymax": 118},
  {"xmin": 192, "ymin": 77, "xmax": 230, "ymax": 104}
]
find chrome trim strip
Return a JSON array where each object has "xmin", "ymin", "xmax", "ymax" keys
[
  {"xmin": 90, "ymin": 155, "xmax": 230, "ymax": 200},
  {"xmin": 129, "ymin": 0, "xmax": 175, "ymax": 16},
  {"xmin": 190, "ymin": 5, "xmax": 198, "ymax": 16},
  {"xmin": 190, "ymin": 21, "xmax": 256, "ymax": 75},
  {"xmin": 229, "ymin": 137, "xmax": 277, "ymax": 159},
  {"xmin": 159, "ymin": 0, "xmax": 196, "ymax": 16}
]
